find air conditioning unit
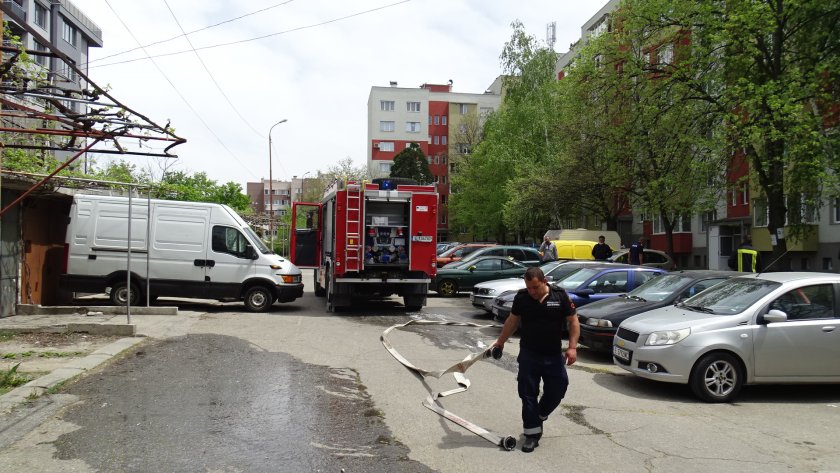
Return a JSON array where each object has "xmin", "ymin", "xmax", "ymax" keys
[{"xmin": 373, "ymin": 143, "xmax": 380, "ymax": 149}]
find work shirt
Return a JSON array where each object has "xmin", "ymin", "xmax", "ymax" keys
[
  {"xmin": 512, "ymin": 287, "xmax": 576, "ymax": 356},
  {"xmin": 629, "ymin": 242, "xmax": 644, "ymax": 265}
]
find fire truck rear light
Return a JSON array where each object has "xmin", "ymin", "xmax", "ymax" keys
[{"xmin": 349, "ymin": 238, "xmax": 356, "ymax": 245}]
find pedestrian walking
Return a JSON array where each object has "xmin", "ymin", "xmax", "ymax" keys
[
  {"xmin": 629, "ymin": 237, "xmax": 645, "ymax": 265},
  {"xmin": 492, "ymin": 267, "xmax": 579, "ymax": 453},
  {"xmin": 591, "ymin": 235, "xmax": 613, "ymax": 261},
  {"xmin": 538, "ymin": 236, "xmax": 558, "ymax": 262}
]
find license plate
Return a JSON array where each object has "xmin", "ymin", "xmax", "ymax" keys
[{"xmin": 613, "ymin": 345, "xmax": 631, "ymax": 362}]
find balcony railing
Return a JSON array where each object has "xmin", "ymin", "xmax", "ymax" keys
[{"xmin": 2, "ymin": 0, "xmax": 27, "ymax": 21}]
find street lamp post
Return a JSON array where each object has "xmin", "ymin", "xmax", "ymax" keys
[{"xmin": 268, "ymin": 119, "xmax": 287, "ymax": 251}]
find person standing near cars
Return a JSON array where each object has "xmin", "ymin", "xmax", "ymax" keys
[
  {"xmin": 591, "ymin": 235, "xmax": 613, "ymax": 261},
  {"xmin": 492, "ymin": 267, "xmax": 579, "ymax": 453},
  {"xmin": 728, "ymin": 237, "xmax": 762, "ymax": 272},
  {"xmin": 538, "ymin": 236, "xmax": 558, "ymax": 262},
  {"xmin": 629, "ymin": 237, "xmax": 645, "ymax": 265}
]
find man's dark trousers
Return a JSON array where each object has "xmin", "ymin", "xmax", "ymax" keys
[{"xmin": 517, "ymin": 347, "xmax": 569, "ymax": 437}]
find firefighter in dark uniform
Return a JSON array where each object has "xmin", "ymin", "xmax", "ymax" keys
[
  {"xmin": 492, "ymin": 267, "xmax": 579, "ymax": 453},
  {"xmin": 728, "ymin": 237, "xmax": 762, "ymax": 272}
]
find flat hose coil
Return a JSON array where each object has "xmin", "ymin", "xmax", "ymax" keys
[{"xmin": 381, "ymin": 319, "xmax": 517, "ymax": 451}]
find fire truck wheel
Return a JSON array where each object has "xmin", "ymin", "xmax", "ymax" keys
[
  {"xmin": 244, "ymin": 286, "xmax": 274, "ymax": 312},
  {"xmin": 314, "ymin": 271, "xmax": 326, "ymax": 297},
  {"xmin": 437, "ymin": 279, "xmax": 458, "ymax": 297},
  {"xmin": 403, "ymin": 295, "xmax": 424, "ymax": 311}
]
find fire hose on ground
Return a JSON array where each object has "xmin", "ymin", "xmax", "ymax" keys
[{"xmin": 380, "ymin": 319, "xmax": 517, "ymax": 451}]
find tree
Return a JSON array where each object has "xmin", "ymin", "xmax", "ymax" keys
[
  {"xmin": 390, "ymin": 143, "xmax": 433, "ymax": 184},
  {"xmin": 620, "ymin": 0, "xmax": 840, "ymax": 268}
]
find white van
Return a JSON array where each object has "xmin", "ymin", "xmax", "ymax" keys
[{"xmin": 59, "ymin": 194, "xmax": 303, "ymax": 312}]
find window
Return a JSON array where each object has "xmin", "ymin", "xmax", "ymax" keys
[
  {"xmin": 659, "ymin": 43, "xmax": 673, "ymax": 64},
  {"xmin": 433, "ymin": 136, "xmax": 439, "ymax": 145},
  {"xmin": 380, "ymin": 100, "xmax": 394, "ymax": 111},
  {"xmin": 833, "ymin": 197, "xmax": 840, "ymax": 224},
  {"xmin": 701, "ymin": 210, "xmax": 716, "ymax": 233},
  {"xmin": 458, "ymin": 144, "xmax": 470, "ymax": 154},
  {"xmin": 441, "ymin": 175, "xmax": 447, "ymax": 184},
  {"xmin": 379, "ymin": 162, "xmax": 391, "ymax": 174},
  {"xmin": 378, "ymin": 141, "xmax": 394, "ymax": 152},
  {"xmin": 459, "ymin": 104, "xmax": 469, "ymax": 115},
  {"xmin": 587, "ymin": 272, "xmax": 629, "ymax": 294},
  {"xmin": 434, "ymin": 155, "xmax": 439, "ymax": 164},
  {"xmin": 787, "ymin": 194, "xmax": 818, "ymax": 224},
  {"xmin": 441, "ymin": 155, "xmax": 447, "ymax": 164},
  {"xmin": 379, "ymin": 121, "xmax": 395, "ymax": 132},
  {"xmin": 440, "ymin": 195, "xmax": 448, "ymax": 205},
  {"xmin": 753, "ymin": 198, "xmax": 768, "ymax": 227},
  {"xmin": 62, "ymin": 18, "xmax": 77, "ymax": 47},
  {"xmin": 652, "ymin": 214, "xmax": 690, "ymax": 234},
  {"xmin": 33, "ymin": 41, "xmax": 48, "ymax": 67},
  {"xmin": 441, "ymin": 136, "xmax": 447, "ymax": 145},
  {"xmin": 473, "ymin": 258, "xmax": 500, "ymax": 271},
  {"xmin": 442, "ymin": 116, "xmax": 447, "ymax": 125},
  {"xmin": 769, "ymin": 285, "xmax": 837, "ymax": 320},
  {"xmin": 406, "ymin": 122, "xmax": 421, "ymax": 133},
  {"xmin": 440, "ymin": 213, "xmax": 448, "ymax": 224},
  {"xmin": 434, "ymin": 115, "xmax": 440, "ymax": 125},
  {"xmin": 34, "ymin": 2, "xmax": 48, "ymax": 29},
  {"xmin": 407, "ymin": 101, "xmax": 421, "ymax": 112},
  {"xmin": 741, "ymin": 182, "xmax": 749, "ymax": 205},
  {"xmin": 212, "ymin": 226, "xmax": 250, "ymax": 258}
]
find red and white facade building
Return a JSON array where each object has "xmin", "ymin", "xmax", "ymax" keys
[{"xmin": 367, "ymin": 81, "xmax": 501, "ymax": 242}]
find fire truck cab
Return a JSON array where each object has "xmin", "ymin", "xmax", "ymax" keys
[{"xmin": 290, "ymin": 178, "xmax": 438, "ymax": 312}]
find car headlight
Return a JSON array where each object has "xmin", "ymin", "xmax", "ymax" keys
[
  {"xmin": 584, "ymin": 318, "xmax": 613, "ymax": 328},
  {"xmin": 645, "ymin": 328, "xmax": 690, "ymax": 346}
]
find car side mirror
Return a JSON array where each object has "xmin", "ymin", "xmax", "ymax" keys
[
  {"xmin": 575, "ymin": 288, "xmax": 595, "ymax": 297},
  {"xmin": 546, "ymin": 275, "xmax": 554, "ymax": 281},
  {"xmin": 763, "ymin": 309, "xmax": 788, "ymax": 324},
  {"xmin": 468, "ymin": 265, "xmax": 476, "ymax": 272}
]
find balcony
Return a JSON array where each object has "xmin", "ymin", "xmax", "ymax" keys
[{"xmin": 1, "ymin": 0, "xmax": 27, "ymax": 22}]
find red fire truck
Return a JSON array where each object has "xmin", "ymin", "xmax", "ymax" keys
[{"xmin": 290, "ymin": 178, "xmax": 438, "ymax": 311}]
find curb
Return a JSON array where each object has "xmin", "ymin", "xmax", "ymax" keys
[
  {"xmin": 0, "ymin": 336, "xmax": 146, "ymax": 414},
  {"xmin": 15, "ymin": 304, "xmax": 178, "ymax": 316}
]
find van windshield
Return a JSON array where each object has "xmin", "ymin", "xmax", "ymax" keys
[{"xmin": 244, "ymin": 227, "xmax": 271, "ymax": 254}]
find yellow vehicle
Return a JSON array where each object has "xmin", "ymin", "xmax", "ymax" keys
[{"xmin": 551, "ymin": 240, "xmax": 598, "ymax": 260}]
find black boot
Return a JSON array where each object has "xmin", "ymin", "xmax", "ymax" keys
[{"xmin": 522, "ymin": 435, "xmax": 540, "ymax": 453}]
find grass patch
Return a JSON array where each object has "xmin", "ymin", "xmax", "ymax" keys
[
  {"xmin": 38, "ymin": 351, "xmax": 85, "ymax": 358},
  {"xmin": 0, "ymin": 363, "xmax": 34, "ymax": 394},
  {"xmin": 2, "ymin": 351, "xmax": 35, "ymax": 359},
  {"xmin": 0, "ymin": 331, "xmax": 16, "ymax": 342}
]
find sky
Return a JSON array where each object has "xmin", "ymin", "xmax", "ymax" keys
[{"xmin": 71, "ymin": 0, "xmax": 606, "ymax": 190}]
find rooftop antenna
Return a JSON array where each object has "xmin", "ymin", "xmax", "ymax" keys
[{"xmin": 546, "ymin": 21, "xmax": 556, "ymax": 51}]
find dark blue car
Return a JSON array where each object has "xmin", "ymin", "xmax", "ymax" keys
[{"xmin": 491, "ymin": 264, "xmax": 667, "ymax": 323}]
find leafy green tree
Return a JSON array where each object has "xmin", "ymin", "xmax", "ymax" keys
[
  {"xmin": 619, "ymin": 0, "xmax": 840, "ymax": 268},
  {"xmin": 390, "ymin": 143, "xmax": 433, "ymax": 184}
]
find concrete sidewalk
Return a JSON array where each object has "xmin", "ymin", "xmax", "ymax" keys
[{"xmin": 0, "ymin": 306, "xmax": 199, "ymax": 414}]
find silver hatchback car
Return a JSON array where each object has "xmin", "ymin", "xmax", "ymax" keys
[{"xmin": 614, "ymin": 272, "xmax": 840, "ymax": 402}]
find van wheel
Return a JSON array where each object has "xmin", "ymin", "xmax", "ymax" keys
[
  {"xmin": 689, "ymin": 352, "xmax": 743, "ymax": 403},
  {"xmin": 314, "ymin": 271, "xmax": 325, "ymax": 297},
  {"xmin": 110, "ymin": 281, "xmax": 141, "ymax": 306},
  {"xmin": 244, "ymin": 286, "xmax": 274, "ymax": 312}
]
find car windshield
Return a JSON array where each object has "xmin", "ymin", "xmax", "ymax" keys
[
  {"xmin": 553, "ymin": 268, "xmax": 599, "ymax": 290},
  {"xmin": 628, "ymin": 274, "xmax": 694, "ymax": 302},
  {"xmin": 540, "ymin": 260, "xmax": 563, "ymax": 273},
  {"xmin": 679, "ymin": 278, "xmax": 781, "ymax": 315},
  {"xmin": 244, "ymin": 227, "xmax": 271, "ymax": 254},
  {"xmin": 546, "ymin": 264, "xmax": 589, "ymax": 281}
]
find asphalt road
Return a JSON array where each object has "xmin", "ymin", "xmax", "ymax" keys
[{"xmin": 0, "ymin": 274, "xmax": 839, "ymax": 472}]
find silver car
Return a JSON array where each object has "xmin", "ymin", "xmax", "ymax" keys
[{"xmin": 613, "ymin": 272, "xmax": 840, "ymax": 402}]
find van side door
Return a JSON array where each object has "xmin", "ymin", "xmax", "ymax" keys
[{"xmin": 206, "ymin": 226, "xmax": 256, "ymax": 299}]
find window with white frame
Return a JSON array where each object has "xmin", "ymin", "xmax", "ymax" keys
[
  {"xmin": 434, "ymin": 115, "xmax": 440, "ymax": 125},
  {"xmin": 652, "ymin": 214, "xmax": 691, "ymax": 234},
  {"xmin": 34, "ymin": 2, "xmax": 48, "ymax": 29},
  {"xmin": 62, "ymin": 18, "xmax": 77, "ymax": 47},
  {"xmin": 433, "ymin": 136, "xmax": 439, "ymax": 145},
  {"xmin": 441, "ymin": 213, "xmax": 448, "ymax": 224},
  {"xmin": 434, "ymin": 155, "xmax": 439, "ymax": 165},
  {"xmin": 33, "ymin": 41, "xmax": 48, "ymax": 66},
  {"xmin": 379, "ymin": 162, "xmax": 391, "ymax": 174},
  {"xmin": 741, "ymin": 182, "xmax": 749, "ymax": 205},
  {"xmin": 441, "ymin": 136, "xmax": 447, "ymax": 145},
  {"xmin": 459, "ymin": 104, "xmax": 469, "ymax": 115},
  {"xmin": 753, "ymin": 198, "xmax": 768, "ymax": 227},
  {"xmin": 442, "ymin": 115, "xmax": 447, "ymax": 125},
  {"xmin": 442, "ymin": 175, "xmax": 447, "ymax": 184},
  {"xmin": 787, "ymin": 194, "xmax": 818, "ymax": 224},
  {"xmin": 701, "ymin": 210, "xmax": 716, "ymax": 233},
  {"xmin": 441, "ymin": 155, "xmax": 447, "ymax": 164},
  {"xmin": 380, "ymin": 100, "xmax": 394, "ymax": 111},
  {"xmin": 731, "ymin": 188, "xmax": 738, "ymax": 206},
  {"xmin": 405, "ymin": 122, "xmax": 421, "ymax": 133},
  {"xmin": 407, "ymin": 101, "xmax": 421, "ymax": 112},
  {"xmin": 659, "ymin": 43, "xmax": 673, "ymax": 64},
  {"xmin": 379, "ymin": 121, "xmax": 394, "ymax": 132},
  {"xmin": 378, "ymin": 141, "xmax": 394, "ymax": 152}
]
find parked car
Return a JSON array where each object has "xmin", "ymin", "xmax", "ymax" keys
[
  {"xmin": 613, "ymin": 272, "xmax": 840, "ymax": 403},
  {"xmin": 491, "ymin": 264, "xmax": 666, "ymax": 322},
  {"xmin": 436, "ymin": 241, "xmax": 461, "ymax": 255},
  {"xmin": 471, "ymin": 260, "xmax": 610, "ymax": 312},
  {"xmin": 444, "ymin": 245, "xmax": 542, "ymax": 269},
  {"xmin": 436, "ymin": 243, "xmax": 496, "ymax": 267},
  {"xmin": 431, "ymin": 256, "xmax": 530, "ymax": 297},
  {"xmin": 577, "ymin": 270, "xmax": 742, "ymax": 353},
  {"xmin": 608, "ymin": 248, "xmax": 676, "ymax": 270}
]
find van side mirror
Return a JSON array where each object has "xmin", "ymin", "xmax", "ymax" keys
[{"xmin": 245, "ymin": 245, "xmax": 258, "ymax": 260}]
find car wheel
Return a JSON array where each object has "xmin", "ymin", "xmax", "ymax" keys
[
  {"xmin": 437, "ymin": 279, "xmax": 458, "ymax": 297},
  {"xmin": 244, "ymin": 286, "xmax": 274, "ymax": 312},
  {"xmin": 689, "ymin": 352, "xmax": 744, "ymax": 403},
  {"xmin": 110, "ymin": 281, "xmax": 141, "ymax": 306},
  {"xmin": 314, "ymin": 270, "xmax": 325, "ymax": 297}
]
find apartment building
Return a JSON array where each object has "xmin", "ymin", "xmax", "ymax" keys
[
  {"xmin": 2, "ymin": 0, "xmax": 103, "ymax": 110},
  {"xmin": 554, "ymin": 0, "xmax": 840, "ymax": 272},
  {"xmin": 367, "ymin": 80, "xmax": 502, "ymax": 241}
]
